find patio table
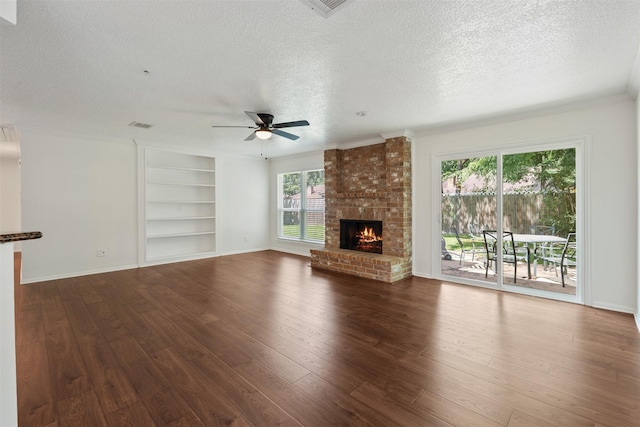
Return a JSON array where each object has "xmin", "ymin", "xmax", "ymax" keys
[{"xmin": 512, "ymin": 234, "xmax": 567, "ymax": 279}]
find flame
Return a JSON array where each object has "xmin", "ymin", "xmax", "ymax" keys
[{"xmin": 358, "ymin": 226, "xmax": 382, "ymax": 243}]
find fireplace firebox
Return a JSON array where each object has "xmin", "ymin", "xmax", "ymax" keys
[{"xmin": 340, "ymin": 219, "xmax": 383, "ymax": 254}]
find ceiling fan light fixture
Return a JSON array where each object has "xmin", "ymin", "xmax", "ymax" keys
[{"xmin": 255, "ymin": 129, "xmax": 272, "ymax": 140}]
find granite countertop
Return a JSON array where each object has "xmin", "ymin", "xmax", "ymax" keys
[{"xmin": 0, "ymin": 231, "xmax": 43, "ymax": 243}]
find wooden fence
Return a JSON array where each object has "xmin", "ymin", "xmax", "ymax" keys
[{"xmin": 442, "ymin": 191, "xmax": 575, "ymax": 235}]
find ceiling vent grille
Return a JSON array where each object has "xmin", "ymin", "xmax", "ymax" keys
[
  {"xmin": 300, "ymin": 0, "xmax": 351, "ymax": 17},
  {"xmin": 128, "ymin": 121, "xmax": 153, "ymax": 129},
  {"xmin": 0, "ymin": 126, "xmax": 16, "ymax": 142}
]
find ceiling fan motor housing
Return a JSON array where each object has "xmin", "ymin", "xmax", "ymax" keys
[{"xmin": 256, "ymin": 113, "xmax": 274, "ymax": 126}]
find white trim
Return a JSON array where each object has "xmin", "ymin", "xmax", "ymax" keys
[
  {"xmin": 141, "ymin": 252, "xmax": 219, "ymax": 267},
  {"xmin": 628, "ymin": 42, "xmax": 640, "ymax": 99},
  {"xmin": 17, "ymin": 125, "xmax": 133, "ymax": 145},
  {"xmin": 220, "ymin": 247, "xmax": 271, "ymax": 257},
  {"xmin": 276, "ymin": 169, "xmax": 325, "ymax": 244},
  {"xmin": 380, "ymin": 129, "xmax": 414, "ymax": 139},
  {"xmin": 579, "ymin": 137, "xmax": 592, "ymax": 306},
  {"xmin": 134, "ymin": 138, "xmax": 222, "ymax": 158},
  {"xmin": 414, "ymin": 94, "xmax": 633, "ymax": 137},
  {"xmin": 411, "ymin": 272, "xmax": 433, "ymax": 279},
  {"xmin": 432, "ymin": 135, "xmax": 587, "ymax": 306},
  {"xmin": 137, "ymin": 144, "xmax": 146, "ymax": 266},
  {"xmin": 271, "ymin": 241, "xmax": 323, "ymax": 257},
  {"xmin": 20, "ymin": 264, "xmax": 140, "ymax": 285},
  {"xmin": 591, "ymin": 301, "xmax": 636, "ymax": 315},
  {"xmin": 635, "ymin": 313, "xmax": 640, "ymax": 333},
  {"xmin": 326, "ymin": 136, "xmax": 385, "ymax": 150}
]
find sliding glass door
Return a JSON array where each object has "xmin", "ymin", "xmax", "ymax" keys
[
  {"xmin": 438, "ymin": 141, "xmax": 581, "ymax": 302},
  {"xmin": 440, "ymin": 155, "xmax": 498, "ymax": 285}
]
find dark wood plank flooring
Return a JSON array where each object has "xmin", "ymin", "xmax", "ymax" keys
[{"xmin": 14, "ymin": 250, "xmax": 640, "ymax": 426}]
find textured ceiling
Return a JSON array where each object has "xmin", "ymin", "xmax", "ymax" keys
[{"xmin": 1, "ymin": 0, "xmax": 640, "ymax": 158}]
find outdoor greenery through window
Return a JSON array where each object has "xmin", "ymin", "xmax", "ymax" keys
[
  {"xmin": 439, "ymin": 146, "xmax": 578, "ymax": 296},
  {"xmin": 278, "ymin": 169, "xmax": 325, "ymax": 242}
]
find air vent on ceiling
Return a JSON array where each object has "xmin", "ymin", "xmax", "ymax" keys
[
  {"xmin": 300, "ymin": 0, "xmax": 351, "ymax": 17},
  {"xmin": 128, "ymin": 121, "xmax": 153, "ymax": 129},
  {"xmin": 0, "ymin": 126, "xmax": 16, "ymax": 142}
]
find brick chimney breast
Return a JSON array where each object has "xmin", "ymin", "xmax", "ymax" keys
[{"xmin": 310, "ymin": 137, "xmax": 412, "ymax": 283}]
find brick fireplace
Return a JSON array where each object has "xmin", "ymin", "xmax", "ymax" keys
[{"xmin": 310, "ymin": 136, "xmax": 412, "ymax": 282}]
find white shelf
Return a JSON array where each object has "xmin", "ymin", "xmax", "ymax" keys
[
  {"xmin": 147, "ymin": 200, "xmax": 215, "ymax": 204},
  {"xmin": 141, "ymin": 148, "xmax": 216, "ymax": 264},
  {"xmin": 147, "ymin": 182, "xmax": 215, "ymax": 188},
  {"xmin": 147, "ymin": 231, "xmax": 216, "ymax": 239},
  {"xmin": 147, "ymin": 216, "xmax": 215, "ymax": 221},
  {"xmin": 147, "ymin": 164, "xmax": 214, "ymax": 173}
]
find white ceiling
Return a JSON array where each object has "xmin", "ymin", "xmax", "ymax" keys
[{"xmin": 1, "ymin": 0, "xmax": 640, "ymax": 158}]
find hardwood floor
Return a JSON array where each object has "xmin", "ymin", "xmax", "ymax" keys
[{"xmin": 14, "ymin": 250, "xmax": 640, "ymax": 426}]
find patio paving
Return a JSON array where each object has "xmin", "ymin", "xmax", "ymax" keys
[{"xmin": 440, "ymin": 255, "xmax": 577, "ymax": 295}]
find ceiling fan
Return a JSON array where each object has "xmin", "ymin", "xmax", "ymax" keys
[{"xmin": 212, "ymin": 111, "xmax": 309, "ymax": 141}]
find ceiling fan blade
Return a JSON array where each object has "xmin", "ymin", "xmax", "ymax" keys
[
  {"xmin": 244, "ymin": 131, "xmax": 257, "ymax": 141},
  {"xmin": 272, "ymin": 129, "xmax": 299, "ymax": 140},
  {"xmin": 272, "ymin": 120, "xmax": 310, "ymax": 129},
  {"xmin": 244, "ymin": 111, "xmax": 264, "ymax": 126}
]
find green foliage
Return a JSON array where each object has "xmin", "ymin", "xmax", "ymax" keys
[
  {"xmin": 504, "ymin": 149, "xmax": 575, "ymax": 193},
  {"xmin": 304, "ymin": 225, "xmax": 325, "ymax": 241},
  {"xmin": 282, "ymin": 224, "xmax": 325, "ymax": 241},
  {"xmin": 443, "ymin": 149, "xmax": 575, "ymax": 194},
  {"xmin": 282, "ymin": 224, "xmax": 300, "ymax": 237},
  {"xmin": 283, "ymin": 172, "xmax": 301, "ymax": 197},
  {"xmin": 441, "ymin": 148, "xmax": 576, "ymax": 236},
  {"xmin": 283, "ymin": 170, "xmax": 324, "ymax": 198},
  {"xmin": 306, "ymin": 170, "xmax": 324, "ymax": 187},
  {"xmin": 442, "ymin": 156, "xmax": 498, "ymax": 193}
]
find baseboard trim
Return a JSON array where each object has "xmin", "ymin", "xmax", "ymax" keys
[
  {"xmin": 590, "ymin": 301, "xmax": 636, "ymax": 315},
  {"xmin": 20, "ymin": 264, "xmax": 139, "ymax": 284},
  {"xmin": 411, "ymin": 271, "xmax": 433, "ymax": 279},
  {"xmin": 221, "ymin": 247, "xmax": 270, "ymax": 257},
  {"xmin": 635, "ymin": 312, "xmax": 640, "ymax": 333}
]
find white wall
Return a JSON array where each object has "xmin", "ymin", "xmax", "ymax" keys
[
  {"xmin": 0, "ymin": 135, "xmax": 21, "ymax": 235},
  {"xmin": 269, "ymin": 150, "xmax": 325, "ymax": 256},
  {"xmin": 19, "ymin": 129, "xmax": 271, "ymax": 282},
  {"xmin": 216, "ymin": 154, "xmax": 270, "ymax": 255},
  {"xmin": 20, "ymin": 130, "xmax": 139, "ymax": 281},
  {"xmin": 413, "ymin": 96, "xmax": 638, "ymax": 314}
]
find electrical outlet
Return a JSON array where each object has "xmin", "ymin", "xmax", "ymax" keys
[{"xmin": 97, "ymin": 249, "xmax": 107, "ymax": 257}]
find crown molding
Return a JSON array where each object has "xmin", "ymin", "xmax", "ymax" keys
[
  {"xmin": 413, "ymin": 93, "xmax": 633, "ymax": 137},
  {"xmin": 327, "ymin": 136, "xmax": 385, "ymax": 151},
  {"xmin": 380, "ymin": 129, "xmax": 414, "ymax": 140},
  {"xmin": 16, "ymin": 125, "xmax": 133, "ymax": 145}
]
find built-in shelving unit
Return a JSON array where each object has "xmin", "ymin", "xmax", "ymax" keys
[{"xmin": 141, "ymin": 147, "xmax": 216, "ymax": 263}]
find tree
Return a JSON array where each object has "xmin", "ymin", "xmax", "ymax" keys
[
  {"xmin": 283, "ymin": 172, "xmax": 301, "ymax": 197},
  {"xmin": 442, "ymin": 149, "xmax": 575, "ymax": 193},
  {"xmin": 441, "ymin": 159, "xmax": 472, "ymax": 194},
  {"xmin": 441, "ymin": 149, "xmax": 576, "ymax": 235},
  {"xmin": 306, "ymin": 170, "xmax": 324, "ymax": 194},
  {"xmin": 306, "ymin": 170, "xmax": 324, "ymax": 187}
]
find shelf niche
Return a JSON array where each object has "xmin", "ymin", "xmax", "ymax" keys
[{"xmin": 141, "ymin": 147, "xmax": 216, "ymax": 264}]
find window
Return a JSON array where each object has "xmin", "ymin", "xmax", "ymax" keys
[
  {"xmin": 278, "ymin": 169, "xmax": 325, "ymax": 242},
  {"xmin": 435, "ymin": 138, "xmax": 584, "ymax": 305}
]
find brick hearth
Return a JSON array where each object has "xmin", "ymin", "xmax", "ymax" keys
[{"xmin": 310, "ymin": 136, "xmax": 412, "ymax": 282}]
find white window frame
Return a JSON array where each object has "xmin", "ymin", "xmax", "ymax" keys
[
  {"xmin": 277, "ymin": 169, "xmax": 325, "ymax": 243},
  {"xmin": 431, "ymin": 136, "xmax": 590, "ymax": 306}
]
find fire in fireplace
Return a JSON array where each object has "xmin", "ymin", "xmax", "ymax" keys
[{"xmin": 340, "ymin": 219, "xmax": 383, "ymax": 254}]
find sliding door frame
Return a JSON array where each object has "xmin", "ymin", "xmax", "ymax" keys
[{"xmin": 432, "ymin": 135, "xmax": 590, "ymax": 305}]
